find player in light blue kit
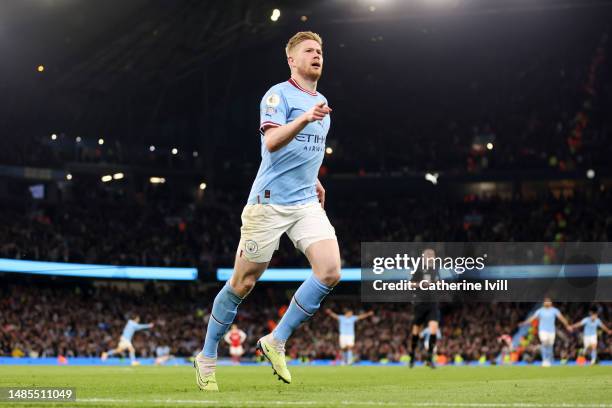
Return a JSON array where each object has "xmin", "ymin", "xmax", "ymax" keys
[
  {"xmin": 520, "ymin": 297, "xmax": 571, "ymax": 367},
  {"xmin": 101, "ymin": 315, "xmax": 154, "ymax": 365},
  {"xmin": 326, "ymin": 309, "xmax": 374, "ymax": 364},
  {"xmin": 420, "ymin": 326, "xmax": 442, "ymax": 354},
  {"xmin": 195, "ymin": 31, "xmax": 339, "ymax": 391},
  {"xmin": 570, "ymin": 305, "xmax": 611, "ymax": 365}
]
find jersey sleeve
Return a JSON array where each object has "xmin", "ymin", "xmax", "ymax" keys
[
  {"xmin": 581, "ymin": 317, "xmax": 588, "ymax": 325},
  {"xmin": 554, "ymin": 308, "xmax": 561, "ymax": 317},
  {"xmin": 260, "ymin": 87, "xmax": 289, "ymax": 134}
]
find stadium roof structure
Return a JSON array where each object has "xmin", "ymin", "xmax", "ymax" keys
[{"xmin": 2, "ymin": 0, "xmax": 611, "ymax": 180}]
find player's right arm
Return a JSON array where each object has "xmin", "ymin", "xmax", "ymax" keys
[
  {"xmin": 570, "ymin": 318, "xmax": 586, "ymax": 331},
  {"xmin": 519, "ymin": 309, "xmax": 539, "ymax": 326},
  {"xmin": 264, "ymin": 102, "xmax": 331, "ymax": 152},
  {"xmin": 325, "ymin": 308, "xmax": 339, "ymax": 320}
]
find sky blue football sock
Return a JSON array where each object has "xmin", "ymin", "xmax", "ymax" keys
[
  {"xmin": 591, "ymin": 348, "xmax": 597, "ymax": 362},
  {"xmin": 347, "ymin": 350, "xmax": 353, "ymax": 364},
  {"xmin": 545, "ymin": 345, "xmax": 554, "ymax": 362},
  {"xmin": 541, "ymin": 346, "xmax": 548, "ymax": 362},
  {"xmin": 273, "ymin": 274, "xmax": 333, "ymax": 342},
  {"xmin": 202, "ymin": 281, "xmax": 243, "ymax": 358}
]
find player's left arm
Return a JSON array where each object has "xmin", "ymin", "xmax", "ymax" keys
[
  {"xmin": 357, "ymin": 311, "xmax": 374, "ymax": 321},
  {"xmin": 557, "ymin": 312, "xmax": 572, "ymax": 331},
  {"xmin": 600, "ymin": 321, "xmax": 612, "ymax": 335},
  {"xmin": 316, "ymin": 178, "xmax": 326, "ymax": 209},
  {"xmin": 136, "ymin": 323, "xmax": 154, "ymax": 331},
  {"xmin": 239, "ymin": 330, "xmax": 247, "ymax": 342}
]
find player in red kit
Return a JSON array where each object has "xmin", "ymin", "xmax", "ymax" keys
[{"xmin": 224, "ymin": 324, "xmax": 247, "ymax": 363}]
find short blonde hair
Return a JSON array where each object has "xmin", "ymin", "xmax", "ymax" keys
[{"xmin": 285, "ymin": 31, "xmax": 323, "ymax": 57}]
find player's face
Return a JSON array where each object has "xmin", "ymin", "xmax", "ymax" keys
[
  {"xmin": 289, "ymin": 40, "xmax": 323, "ymax": 81},
  {"xmin": 543, "ymin": 300, "xmax": 552, "ymax": 308}
]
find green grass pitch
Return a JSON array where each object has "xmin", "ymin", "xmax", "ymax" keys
[{"xmin": 1, "ymin": 365, "xmax": 611, "ymax": 407}]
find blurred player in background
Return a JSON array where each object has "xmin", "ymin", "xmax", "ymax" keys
[
  {"xmin": 326, "ymin": 308, "xmax": 374, "ymax": 364},
  {"xmin": 101, "ymin": 315, "xmax": 154, "ymax": 366},
  {"xmin": 154, "ymin": 345, "xmax": 173, "ymax": 365},
  {"xmin": 420, "ymin": 326, "xmax": 442, "ymax": 356},
  {"xmin": 194, "ymin": 31, "xmax": 338, "ymax": 392},
  {"xmin": 520, "ymin": 298, "xmax": 571, "ymax": 367},
  {"xmin": 497, "ymin": 334, "xmax": 514, "ymax": 364},
  {"xmin": 409, "ymin": 248, "xmax": 440, "ymax": 368},
  {"xmin": 224, "ymin": 324, "xmax": 247, "ymax": 363},
  {"xmin": 570, "ymin": 305, "xmax": 611, "ymax": 365}
]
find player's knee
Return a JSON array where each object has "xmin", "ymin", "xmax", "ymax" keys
[
  {"xmin": 232, "ymin": 275, "xmax": 257, "ymax": 296},
  {"xmin": 317, "ymin": 262, "xmax": 341, "ymax": 287}
]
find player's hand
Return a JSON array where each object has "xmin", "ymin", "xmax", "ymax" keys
[
  {"xmin": 316, "ymin": 179, "xmax": 326, "ymax": 209},
  {"xmin": 303, "ymin": 102, "xmax": 331, "ymax": 123}
]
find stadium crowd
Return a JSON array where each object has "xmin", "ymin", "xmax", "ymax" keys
[
  {"xmin": 1, "ymin": 282, "xmax": 610, "ymax": 363},
  {"xmin": 2, "ymin": 188, "xmax": 611, "ymax": 268}
]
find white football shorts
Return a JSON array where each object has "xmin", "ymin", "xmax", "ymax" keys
[
  {"xmin": 339, "ymin": 335, "xmax": 355, "ymax": 348},
  {"xmin": 583, "ymin": 334, "xmax": 597, "ymax": 348},
  {"xmin": 238, "ymin": 202, "xmax": 336, "ymax": 263},
  {"xmin": 229, "ymin": 345, "xmax": 244, "ymax": 356},
  {"xmin": 538, "ymin": 331, "xmax": 555, "ymax": 346},
  {"xmin": 118, "ymin": 337, "xmax": 133, "ymax": 350}
]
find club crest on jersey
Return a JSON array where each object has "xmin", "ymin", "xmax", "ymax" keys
[
  {"xmin": 266, "ymin": 93, "xmax": 280, "ymax": 108},
  {"xmin": 245, "ymin": 240, "xmax": 258, "ymax": 254}
]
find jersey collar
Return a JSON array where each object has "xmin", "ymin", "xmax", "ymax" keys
[{"xmin": 288, "ymin": 78, "xmax": 318, "ymax": 96}]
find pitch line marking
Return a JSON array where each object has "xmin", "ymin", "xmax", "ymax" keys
[{"xmin": 77, "ymin": 399, "xmax": 612, "ymax": 407}]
